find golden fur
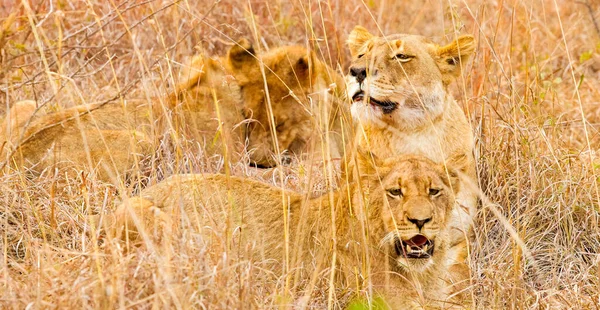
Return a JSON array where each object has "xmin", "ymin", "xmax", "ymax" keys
[
  {"xmin": 105, "ymin": 155, "xmax": 465, "ymax": 308},
  {"xmin": 227, "ymin": 39, "xmax": 349, "ymax": 168},
  {"xmin": 0, "ymin": 52, "xmax": 244, "ymax": 181},
  {"xmin": 1, "ymin": 42, "xmax": 349, "ymax": 180},
  {"xmin": 345, "ymin": 26, "xmax": 478, "ymax": 271},
  {"xmin": 0, "ymin": 100, "xmax": 37, "ymax": 150}
]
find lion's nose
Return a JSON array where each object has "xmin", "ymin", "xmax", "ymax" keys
[
  {"xmin": 407, "ymin": 217, "xmax": 431, "ymax": 230},
  {"xmin": 350, "ymin": 67, "xmax": 367, "ymax": 83}
]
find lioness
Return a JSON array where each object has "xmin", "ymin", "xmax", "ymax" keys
[
  {"xmin": 0, "ymin": 51, "xmax": 245, "ymax": 181},
  {"xmin": 227, "ymin": 39, "xmax": 349, "ymax": 168},
  {"xmin": 105, "ymin": 155, "xmax": 465, "ymax": 308},
  {"xmin": 3, "ymin": 42, "xmax": 349, "ymax": 180},
  {"xmin": 345, "ymin": 26, "xmax": 478, "ymax": 271}
]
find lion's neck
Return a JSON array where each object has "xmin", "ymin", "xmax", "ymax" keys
[
  {"xmin": 357, "ymin": 95, "xmax": 466, "ymax": 163},
  {"xmin": 358, "ymin": 122, "xmax": 449, "ymax": 163},
  {"xmin": 298, "ymin": 183, "xmax": 353, "ymax": 237}
]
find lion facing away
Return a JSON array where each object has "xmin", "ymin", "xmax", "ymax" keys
[
  {"xmin": 227, "ymin": 40, "xmax": 349, "ymax": 168},
  {"xmin": 345, "ymin": 26, "xmax": 478, "ymax": 274},
  {"xmin": 105, "ymin": 155, "xmax": 467, "ymax": 308}
]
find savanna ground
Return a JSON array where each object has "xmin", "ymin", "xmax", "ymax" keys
[{"xmin": 1, "ymin": 0, "xmax": 600, "ymax": 308}]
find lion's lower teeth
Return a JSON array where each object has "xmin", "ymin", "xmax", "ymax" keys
[{"xmin": 404, "ymin": 243, "xmax": 431, "ymax": 255}]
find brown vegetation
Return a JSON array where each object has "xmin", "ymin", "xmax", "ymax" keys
[{"xmin": 1, "ymin": 0, "xmax": 599, "ymax": 308}]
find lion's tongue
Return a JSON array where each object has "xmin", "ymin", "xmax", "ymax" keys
[{"xmin": 406, "ymin": 235, "xmax": 428, "ymax": 247}]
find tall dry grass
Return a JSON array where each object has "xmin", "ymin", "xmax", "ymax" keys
[{"xmin": 1, "ymin": 0, "xmax": 599, "ymax": 308}]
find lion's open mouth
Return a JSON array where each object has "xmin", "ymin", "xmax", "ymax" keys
[
  {"xmin": 394, "ymin": 234, "xmax": 434, "ymax": 259},
  {"xmin": 351, "ymin": 91, "xmax": 398, "ymax": 114}
]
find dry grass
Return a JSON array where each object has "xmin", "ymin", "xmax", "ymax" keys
[{"xmin": 1, "ymin": 0, "xmax": 600, "ymax": 308}]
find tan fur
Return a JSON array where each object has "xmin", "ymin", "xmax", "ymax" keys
[
  {"xmin": 1, "ymin": 51, "xmax": 245, "ymax": 180},
  {"xmin": 106, "ymin": 155, "xmax": 465, "ymax": 308},
  {"xmin": 0, "ymin": 100, "xmax": 37, "ymax": 151},
  {"xmin": 227, "ymin": 39, "xmax": 349, "ymax": 168},
  {"xmin": 345, "ymin": 26, "xmax": 478, "ymax": 287},
  {"xmin": 3, "ymin": 43, "xmax": 349, "ymax": 180}
]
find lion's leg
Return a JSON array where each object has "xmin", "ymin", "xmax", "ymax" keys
[
  {"xmin": 445, "ymin": 239, "xmax": 472, "ymax": 299},
  {"xmin": 448, "ymin": 187, "xmax": 477, "ymax": 252},
  {"xmin": 81, "ymin": 129, "xmax": 154, "ymax": 182}
]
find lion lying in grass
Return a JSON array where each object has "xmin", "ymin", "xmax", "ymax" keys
[
  {"xmin": 226, "ymin": 39, "xmax": 349, "ymax": 168},
  {"xmin": 1, "ymin": 41, "xmax": 348, "ymax": 180},
  {"xmin": 105, "ymin": 154, "xmax": 466, "ymax": 308},
  {"xmin": 0, "ymin": 51, "xmax": 244, "ymax": 181}
]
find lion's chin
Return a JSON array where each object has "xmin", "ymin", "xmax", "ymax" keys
[
  {"xmin": 350, "ymin": 101, "xmax": 383, "ymax": 125},
  {"xmin": 396, "ymin": 256, "xmax": 434, "ymax": 272}
]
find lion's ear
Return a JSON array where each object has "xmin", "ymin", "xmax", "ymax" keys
[
  {"xmin": 227, "ymin": 38, "xmax": 256, "ymax": 69},
  {"xmin": 447, "ymin": 153, "xmax": 468, "ymax": 173},
  {"xmin": 293, "ymin": 50, "xmax": 317, "ymax": 78},
  {"xmin": 444, "ymin": 166, "xmax": 461, "ymax": 195},
  {"xmin": 172, "ymin": 54, "xmax": 210, "ymax": 100},
  {"xmin": 295, "ymin": 52, "xmax": 311, "ymax": 75},
  {"xmin": 347, "ymin": 26, "xmax": 374, "ymax": 58},
  {"xmin": 435, "ymin": 35, "xmax": 475, "ymax": 85}
]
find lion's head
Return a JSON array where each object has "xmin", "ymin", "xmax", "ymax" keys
[
  {"xmin": 175, "ymin": 53, "xmax": 242, "ymax": 113},
  {"xmin": 360, "ymin": 154, "xmax": 460, "ymax": 273},
  {"xmin": 226, "ymin": 40, "xmax": 345, "ymax": 168},
  {"xmin": 172, "ymin": 53, "xmax": 245, "ymax": 158},
  {"xmin": 346, "ymin": 26, "xmax": 475, "ymax": 131}
]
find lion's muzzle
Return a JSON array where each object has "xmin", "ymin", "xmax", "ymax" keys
[
  {"xmin": 351, "ymin": 90, "xmax": 398, "ymax": 114},
  {"xmin": 394, "ymin": 234, "xmax": 435, "ymax": 259}
]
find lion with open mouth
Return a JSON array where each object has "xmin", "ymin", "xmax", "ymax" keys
[{"xmin": 103, "ymin": 154, "xmax": 465, "ymax": 308}]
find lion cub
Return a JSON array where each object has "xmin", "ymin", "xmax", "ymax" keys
[
  {"xmin": 105, "ymin": 155, "xmax": 465, "ymax": 308},
  {"xmin": 227, "ymin": 39, "xmax": 349, "ymax": 168},
  {"xmin": 1, "ymin": 52, "xmax": 244, "ymax": 181},
  {"xmin": 2, "ymin": 42, "xmax": 349, "ymax": 181},
  {"xmin": 345, "ymin": 26, "xmax": 478, "ymax": 269}
]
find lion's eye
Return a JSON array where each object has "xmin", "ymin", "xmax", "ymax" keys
[
  {"xmin": 357, "ymin": 54, "xmax": 365, "ymax": 59},
  {"xmin": 387, "ymin": 188, "xmax": 403, "ymax": 197},
  {"xmin": 429, "ymin": 188, "xmax": 441, "ymax": 197},
  {"xmin": 394, "ymin": 54, "xmax": 413, "ymax": 62}
]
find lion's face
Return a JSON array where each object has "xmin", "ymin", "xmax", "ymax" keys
[
  {"xmin": 227, "ymin": 41, "xmax": 342, "ymax": 168},
  {"xmin": 346, "ymin": 26, "xmax": 474, "ymax": 130},
  {"xmin": 364, "ymin": 155, "xmax": 459, "ymax": 272}
]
